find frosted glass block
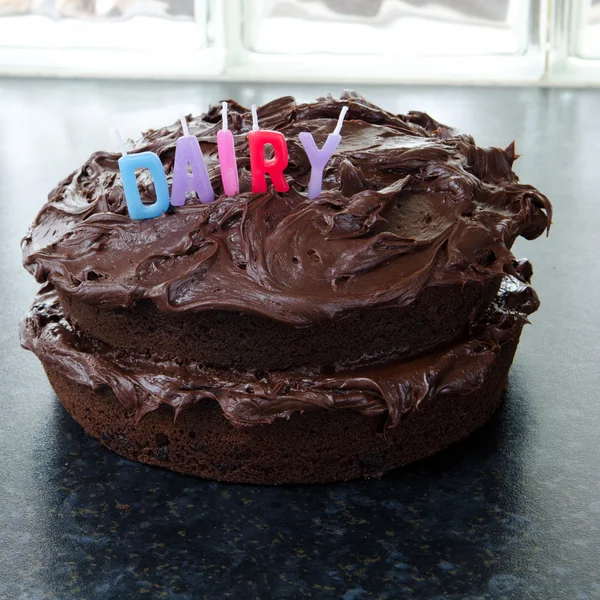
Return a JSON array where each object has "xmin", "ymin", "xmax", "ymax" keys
[
  {"xmin": 0, "ymin": 0, "xmax": 225, "ymax": 78},
  {"xmin": 573, "ymin": 0, "xmax": 600, "ymax": 59},
  {"xmin": 242, "ymin": 0, "xmax": 536, "ymax": 58},
  {"xmin": 549, "ymin": 0, "xmax": 600, "ymax": 83},
  {"xmin": 0, "ymin": 0, "xmax": 205, "ymax": 52}
]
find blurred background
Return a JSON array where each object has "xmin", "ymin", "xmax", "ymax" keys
[{"xmin": 0, "ymin": 0, "xmax": 598, "ymax": 84}]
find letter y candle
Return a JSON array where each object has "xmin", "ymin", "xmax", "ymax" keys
[{"xmin": 299, "ymin": 106, "xmax": 348, "ymax": 200}]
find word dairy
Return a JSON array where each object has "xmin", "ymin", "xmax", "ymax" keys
[{"xmin": 117, "ymin": 103, "xmax": 348, "ymax": 220}]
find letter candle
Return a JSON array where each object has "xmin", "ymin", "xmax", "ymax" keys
[
  {"xmin": 115, "ymin": 128, "xmax": 170, "ymax": 221},
  {"xmin": 217, "ymin": 102, "xmax": 239, "ymax": 196},
  {"xmin": 248, "ymin": 104, "xmax": 290, "ymax": 194},
  {"xmin": 299, "ymin": 106, "xmax": 348, "ymax": 200},
  {"xmin": 171, "ymin": 116, "xmax": 215, "ymax": 206}
]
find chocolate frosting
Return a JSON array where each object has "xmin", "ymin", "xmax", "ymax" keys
[
  {"xmin": 21, "ymin": 92, "xmax": 551, "ymax": 325},
  {"xmin": 21, "ymin": 275, "xmax": 535, "ymax": 428}
]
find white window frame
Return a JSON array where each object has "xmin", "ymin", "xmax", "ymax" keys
[{"xmin": 1, "ymin": 0, "xmax": 600, "ymax": 85}]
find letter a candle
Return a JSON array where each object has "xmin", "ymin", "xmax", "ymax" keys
[{"xmin": 171, "ymin": 117, "xmax": 215, "ymax": 206}]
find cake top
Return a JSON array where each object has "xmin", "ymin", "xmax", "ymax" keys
[{"xmin": 22, "ymin": 91, "xmax": 551, "ymax": 324}]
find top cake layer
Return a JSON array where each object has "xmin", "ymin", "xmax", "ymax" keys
[{"xmin": 22, "ymin": 92, "xmax": 551, "ymax": 326}]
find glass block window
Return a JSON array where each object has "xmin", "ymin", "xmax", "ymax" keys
[
  {"xmin": 573, "ymin": 0, "xmax": 600, "ymax": 59},
  {"xmin": 0, "ymin": 0, "xmax": 223, "ymax": 77},
  {"xmin": 549, "ymin": 0, "xmax": 600, "ymax": 83},
  {"xmin": 0, "ymin": 0, "xmax": 598, "ymax": 84},
  {"xmin": 242, "ymin": 0, "xmax": 535, "ymax": 58},
  {"xmin": 0, "ymin": 0, "xmax": 202, "ymax": 51}
]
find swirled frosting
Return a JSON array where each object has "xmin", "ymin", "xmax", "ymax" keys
[
  {"xmin": 21, "ymin": 92, "xmax": 551, "ymax": 325},
  {"xmin": 20, "ymin": 275, "xmax": 536, "ymax": 428}
]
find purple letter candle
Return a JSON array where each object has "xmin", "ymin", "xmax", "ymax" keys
[
  {"xmin": 171, "ymin": 117, "xmax": 215, "ymax": 206},
  {"xmin": 298, "ymin": 106, "xmax": 348, "ymax": 200}
]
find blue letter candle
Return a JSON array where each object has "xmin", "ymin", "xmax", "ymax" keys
[
  {"xmin": 298, "ymin": 106, "xmax": 348, "ymax": 200},
  {"xmin": 171, "ymin": 117, "xmax": 215, "ymax": 206},
  {"xmin": 116, "ymin": 130, "xmax": 170, "ymax": 220}
]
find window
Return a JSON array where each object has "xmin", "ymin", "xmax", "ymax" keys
[
  {"xmin": 0, "ymin": 0, "xmax": 224, "ymax": 77},
  {"xmin": 0, "ymin": 0, "xmax": 598, "ymax": 83}
]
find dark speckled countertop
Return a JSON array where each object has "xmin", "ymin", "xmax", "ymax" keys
[{"xmin": 1, "ymin": 79, "xmax": 599, "ymax": 600}]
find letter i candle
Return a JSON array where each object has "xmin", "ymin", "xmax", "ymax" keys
[{"xmin": 217, "ymin": 102, "xmax": 239, "ymax": 197}]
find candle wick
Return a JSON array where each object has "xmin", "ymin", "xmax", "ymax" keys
[
  {"xmin": 222, "ymin": 101, "xmax": 228, "ymax": 132},
  {"xmin": 113, "ymin": 128, "xmax": 127, "ymax": 156},
  {"xmin": 180, "ymin": 117, "xmax": 190, "ymax": 138},
  {"xmin": 251, "ymin": 104, "xmax": 259, "ymax": 131},
  {"xmin": 333, "ymin": 106, "xmax": 349, "ymax": 136}
]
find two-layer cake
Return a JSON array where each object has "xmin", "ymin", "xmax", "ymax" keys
[{"xmin": 20, "ymin": 92, "xmax": 551, "ymax": 484}]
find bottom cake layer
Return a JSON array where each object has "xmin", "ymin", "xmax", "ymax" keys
[
  {"xmin": 43, "ymin": 335, "xmax": 518, "ymax": 484},
  {"xmin": 21, "ymin": 275, "xmax": 535, "ymax": 484}
]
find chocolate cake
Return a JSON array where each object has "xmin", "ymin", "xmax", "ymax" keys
[{"xmin": 20, "ymin": 92, "xmax": 552, "ymax": 484}]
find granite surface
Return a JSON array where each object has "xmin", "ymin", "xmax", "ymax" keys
[{"xmin": 1, "ymin": 79, "xmax": 599, "ymax": 600}]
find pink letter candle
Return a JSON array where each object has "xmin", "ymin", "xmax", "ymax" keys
[
  {"xmin": 115, "ymin": 129, "xmax": 170, "ymax": 221},
  {"xmin": 171, "ymin": 117, "xmax": 215, "ymax": 206},
  {"xmin": 298, "ymin": 106, "xmax": 348, "ymax": 200},
  {"xmin": 248, "ymin": 104, "xmax": 290, "ymax": 194},
  {"xmin": 217, "ymin": 102, "xmax": 239, "ymax": 197}
]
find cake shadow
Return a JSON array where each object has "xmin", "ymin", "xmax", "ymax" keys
[{"xmin": 398, "ymin": 396, "xmax": 509, "ymax": 475}]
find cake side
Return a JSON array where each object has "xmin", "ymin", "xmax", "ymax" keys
[
  {"xmin": 22, "ymin": 277, "xmax": 531, "ymax": 484},
  {"xmin": 57, "ymin": 278, "xmax": 501, "ymax": 370},
  {"xmin": 43, "ymin": 338, "xmax": 518, "ymax": 485},
  {"xmin": 20, "ymin": 274, "xmax": 537, "ymax": 429}
]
